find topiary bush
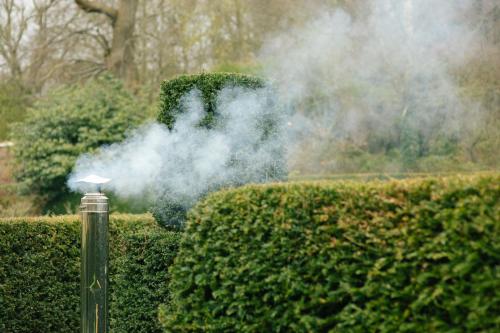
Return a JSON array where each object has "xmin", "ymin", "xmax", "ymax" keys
[
  {"xmin": 162, "ymin": 174, "xmax": 500, "ymax": 332},
  {"xmin": 158, "ymin": 72, "xmax": 265, "ymax": 130},
  {"xmin": 10, "ymin": 75, "xmax": 144, "ymax": 212},
  {"xmin": 0, "ymin": 214, "xmax": 179, "ymax": 333},
  {"xmin": 153, "ymin": 73, "xmax": 286, "ymax": 228}
]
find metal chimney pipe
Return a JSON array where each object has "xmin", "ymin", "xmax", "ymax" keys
[{"xmin": 80, "ymin": 192, "xmax": 109, "ymax": 333}]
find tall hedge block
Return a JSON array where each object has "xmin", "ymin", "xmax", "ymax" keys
[
  {"xmin": 153, "ymin": 72, "xmax": 285, "ymax": 228},
  {"xmin": 0, "ymin": 214, "xmax": 179, "ymax": 333},
  {"xmin": 162, "ymin": 174, "xmax": 500, "ymax": 332},
  {"xmin": 158, "ymin": 73, "xmax": 265, "ymax": 129}
]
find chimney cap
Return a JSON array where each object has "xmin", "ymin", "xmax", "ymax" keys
[{"xmin": 75, "ymin": 174, "xmax": 111, "ymax": 185}]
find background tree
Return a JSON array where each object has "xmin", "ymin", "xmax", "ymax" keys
[
  {"xmin": 75, "ymin": 0, "xmax": 138, "ymax": 85},
  {"xmin": 10, "ymin": 75, "xmax": 144, "ymax": 212},
  {"xmin": 0, "ymin": 0, "xmax": 26, "ymax": 81}
]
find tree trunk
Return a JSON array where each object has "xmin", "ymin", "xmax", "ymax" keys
[
  {"xmin": 75, "ymin": 0, "xmax": 138, "ymax": 85},
  {"xmin": 107, "ymin": 0, "xmax": 138, "ymax": 84}
]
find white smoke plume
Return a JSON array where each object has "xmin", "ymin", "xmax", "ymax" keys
[
  {"xmin": 68, "ymin": 0, "xmax": 485, "ymax": 204},
  {"xmin": 68, "ymin": 87, "xmax": 285, "ymax": 202},
  {"xmin": 260, "ymin": 0, "xmax": 483, "ymax": 173}
]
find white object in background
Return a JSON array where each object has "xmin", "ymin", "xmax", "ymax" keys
[{"xmin": 0, "ymin": 141, "xmax": 14, "ymax": 148}]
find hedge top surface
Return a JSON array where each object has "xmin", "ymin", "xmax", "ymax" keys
[
  {"xmin": 0, "ymin": 213, "xmax": 159, "ymax": 236},
  {"xmin": 158, "ymin": 72, "xmax": 265, "ymax": 129},
  {"xmin": 0, "ymin": 213, "xmax": 155, "ymax": 225},
  {"xmin": 194, "ymin": 172, "xmax": 499, "ymax": 199},
  {"xmin": 163, "ymin": 174, "xmax": 500, "ymax": 332}
]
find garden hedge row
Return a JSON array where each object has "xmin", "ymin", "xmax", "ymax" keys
[
  {"xmin": 163, "ymin": 174, "xmax": 500, "ymax": 332},
  {"xmin": 0, "ymin": 214, "xmax": 179, "ymax": 333}
]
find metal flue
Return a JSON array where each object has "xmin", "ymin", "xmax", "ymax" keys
[{"xmin": 77, "ymin": 175, "xmax": 111, "ymax": 333}]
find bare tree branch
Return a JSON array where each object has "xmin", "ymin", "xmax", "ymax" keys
[
  {"xmin": 0, "ymin": 0, "xmax": 28, "ymax": 78},
  {"xmin": 74, "ymin": 0, "xmax": 117, "ymax": 22},
  {"xmin": 72, "ymin": 28, "xmax": 111, "ymax": 56}
]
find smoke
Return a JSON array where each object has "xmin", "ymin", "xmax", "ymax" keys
[
  {"xmin": 69, "ymin": 0, "xmax": 484, "ymax": 204},
  {"xmin": 259, "ymin": 0, "xmax": 482, "ymax": 173},
  {"xmin": 68, "ymin": 87, "xmax": 285, "ymax": 203}
]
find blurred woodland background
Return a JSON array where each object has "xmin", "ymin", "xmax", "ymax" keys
[{"xmin": 0, "ymin": 0, "xmax": 499, "ymax": 216}]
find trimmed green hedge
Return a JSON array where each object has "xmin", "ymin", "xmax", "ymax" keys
[
  {"xmin": 0, "ymin": 214, "xmax": 179, "ymax": 333},
  {"xmin": 153, "ymin": 72, "xmax": 285, "ymax": 228},
  {"xmin": 157, "ymin": 72, "xmax": 265, "ymax": 130},
  {"xmin": 162, "ymin": 174, "xmax": 500, "ymax": 332}
]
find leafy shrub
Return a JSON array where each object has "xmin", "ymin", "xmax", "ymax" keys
[
  {"xmin": 162, "ymin": 174, "xmax": 500, "ymax": 332},
  {"xmin": 153, "ymin": 73, "xmax": 285, "ymax": 228},
  {"xmin": 0, "ymin": 214, "xmax": 179, "ymax": 333},
  {"xmin": 10, "ymin": 75, "xmax": 143, "ymax": 210},
  {"xmin": 157, "ymin": 72, "xmax": 265, "ymax": 129}
]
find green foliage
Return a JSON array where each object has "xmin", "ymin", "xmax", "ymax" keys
[
  {"xmin": 0, "ymin": 80, "xmax": 30, "ymax": 141},
  {"xmin": 112, "ymin": 230, "xmax": 180, "ymax": 333},
  {"xmin": 154, "ymin": 72, "xmax": 284, "ymax": 228},
  {"xmin": 163, "ymin": 174, "xmax": 500, "ymax": 332},
  {"xmin": 400, "ymin": 120, "xmax": 422, "ymax": 169},
  {"xmin": 0, "ymin": 214, "xmax": 179, "ymax": 333},
  {"xmin": 10, "ymin": 75, "xmax": 144, "ymax": 206},
  {"xmin": 157, "ymin": 72, "xmax": 265, "ymax": 130},
  {"xmin": 150, "ymin": 200, "xmax": 189, "ymax": 230}
]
